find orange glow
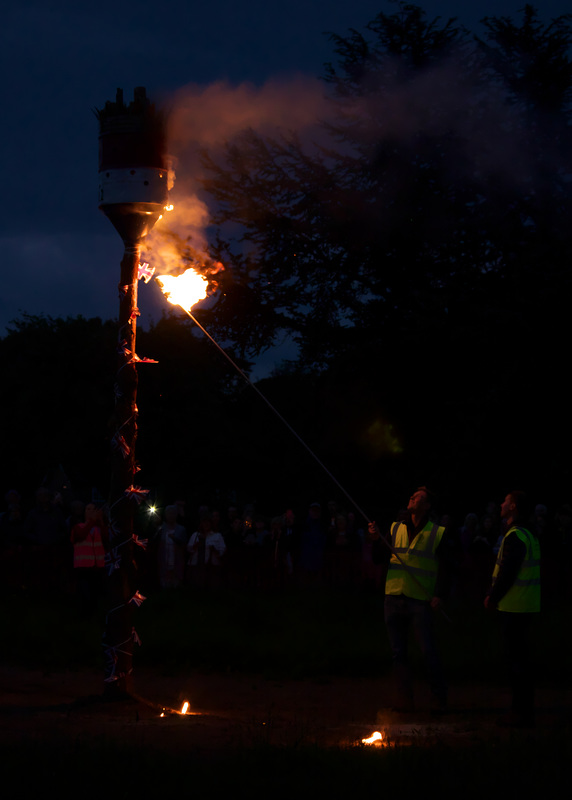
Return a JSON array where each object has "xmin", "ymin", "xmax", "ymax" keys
[
  {"xmin": 156, "ymin": 268, "xmax": 208, "ymax": 312},
  {"xmin": 181, "ymin": 701, "xmax": 189, "ymax": 715},
  {"xmin": 361, "ymin": 731, "xmax": 384, "ymax": 745}
]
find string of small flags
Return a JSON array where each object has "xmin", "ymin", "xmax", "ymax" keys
[
  {"xmin": 104, "ymin": 261, "xmax": 156, "ymax": 685},
  {"xmin": 103, "ymin": 624, "xmax": 143, "ymax": 684},
  {"xmin": 116, "ymin": 263, "xmax": 159, "ymax": 366}
]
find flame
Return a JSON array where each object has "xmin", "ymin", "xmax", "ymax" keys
[
  {"xmin": 159, "ymin": 702, "xmax": 191, "ymax": 718},
  {"xmin": 156, "ymin": 268, "xmax": 208, "ymax": 312},
  {"xmin": 361, "ymin": 731, "xmax": 384, "ymax": 745}
]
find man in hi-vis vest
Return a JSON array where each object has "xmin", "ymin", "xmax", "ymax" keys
[
  {"xmin": 369, "ymin": 486, "xmax": 452, "ymax": 713},
  {"xmin": 485, "ymin": 490, "xmax": 540, "ymax": 727}
]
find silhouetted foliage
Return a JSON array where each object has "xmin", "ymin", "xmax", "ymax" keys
[
  {"xmin": 198, "ymin": 4, "xmax": 572, "ymax": 366},
  {"xmin": 0, "ymin": 314, "xmax": 116, "ymax": 494},
  {"xmin": 478, "ymin": 4, "xmax": 572, "ymax": 114}
]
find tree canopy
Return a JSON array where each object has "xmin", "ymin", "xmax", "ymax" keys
[{"xmin": 196, "ymin": 3, "xmax": 572, "ymax": 369}]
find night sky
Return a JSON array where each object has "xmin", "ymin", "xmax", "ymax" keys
[{"xmin": 2, "ymin": 0, "xmax": 570, "ymax": 365}]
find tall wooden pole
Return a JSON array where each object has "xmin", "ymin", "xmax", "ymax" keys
[{"xmin": 97, "ymin": 87, "xmax": 169, "ymax": 697}]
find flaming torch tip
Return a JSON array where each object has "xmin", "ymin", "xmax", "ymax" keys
[{"xmin": 155, "ymin": 269, "xmax": 209, "ymax": 313}]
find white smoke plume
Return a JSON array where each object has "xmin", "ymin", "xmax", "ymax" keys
[
  {"xmin": 145, "ymin": 75, "xmax": 331, "ymax": 276},
  {"xmin": 146, "ymin": 50, "xmax": 546, "ymax": 281}
]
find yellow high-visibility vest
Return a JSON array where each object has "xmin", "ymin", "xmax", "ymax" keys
[
  {"xmin": 492, "ymin": 526, "xmax": 540, "ymax": 613},
  {"xmin": 385, "ymin": 520, "xmax": 444, "ymax": 601}
]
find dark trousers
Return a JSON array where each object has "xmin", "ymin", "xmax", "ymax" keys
[
  {"xmin": 498, "ymin": 611, "xmax": 535, "ymax": 720},
  {"xmin": 384, "ymin": 593, "xmax": 447, "ymax": 707}
]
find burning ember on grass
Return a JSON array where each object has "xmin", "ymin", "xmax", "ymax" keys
[
  {"xmin": 159, "ymin": 700, "xmax": 192, "ymax": 718},
  {"xmin": 361, "ymin": 731, "xmax": 384, "ymax": 746},
  {"xmin": 156, "ymin": 268, "xmax": 209, "ymax": 312}
]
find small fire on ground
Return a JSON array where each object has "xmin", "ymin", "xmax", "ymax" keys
[
  {"xmin": 160, "ymin": 701, "xmax": 192, "ymax": 718},
  {"xmin": 361, "ymin": 731, "xmax": 385, "ymax": 746}
]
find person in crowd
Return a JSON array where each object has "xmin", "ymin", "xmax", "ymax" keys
[
  {"xmin": 458, "ymin": 512, "xmax": 479, "ymax": 553},
  {"xmin": 70, "ymin": 503, "xmax": 106, "ymax": 618},
  {"xmin": 187, "ymin": 513, "xmax": 226, "ymax": 589},
  {"xmin": 233, "ymin": 510, "xmax": 258, "ymax": 587},
  {"xmin": 225, "ymin": 505, "xmax": 240, "ymax": 532},
  {"xmin": 23, "ymin": 487, "xmax": 67, "ymax": 546},
  {"xmin": 22, "ymin": 487, "xmax": 68, "ymax": 592},
  {"xmin": 328, "ymin": 512, "xmax": 361, "ymax": 588},
  {"xmin": 0, "ymin": 489, "xmax": 24, "ymax": 591},
  {"xmin": 66, "ymin": 500, "xmax": 86, "ymax": 537},
  {"xmin": 0, "ymin": 489, "xmax": 23, "ymax": 546},
  {"xmin": 154, "ymin": 504, "xmax": 188, "ymax": 589},
  {"xmin": 485, "ymin": 490, "xmax": 541, "ymax": 728},
  {"xmin": 272, "ymin": 508, "xmax": 299, "ymax": 587},
  {"xmin": 251, "ymin": 515, "xmax": 272, "ymax": 588},
  {"xmin": 174, "ymin": 499, "xmax": 186, "ymax": 527},
  {"xmin": 463, "ymin": 513, "xmax": 496, "ymax": 604},
  {"xmin": 224, "ymin": 513, "xmax": 245, "ymax": 587},
  {"xmin": 480, "ymin": 513, "xmax": 499, "ymax": 548},
  {"xmin": 530, "ymin": 503, "xmax": 549, "ymax": 543},
  {"xmin": 361, "ymin": 511, "xmax": 385, "ymax": 593},
  {"xmin": 300, "ymin": 502, "xmax": 327, "ymax": 585},
  {"xmin": 211, "ymin": 509, "xmax": 223, "ymax": 535},
  {"xmin": 455, "ymin": 512, "xmax": 481, "ymax": 604},
  {"xmin": 554, "ymin": 504, "xmax": 572, "ymax": 604},
  {"xmin": 327, "ymin": 500, "xmax": 339, "ymax": 538}
]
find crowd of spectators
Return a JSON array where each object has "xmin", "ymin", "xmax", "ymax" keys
[
  {"xmin": 1, "ymin": 486, "xmax": 571, "ymax": 608},
  {"xmin": 145, "ymin": 498, "xmax": 377, "ymax": 593}
]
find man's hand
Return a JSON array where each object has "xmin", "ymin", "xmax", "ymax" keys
[
  {"xmin": 430, "ymin": 596, "xmax": 442, "ymax": 611},
  {"xmin": 484, "ymin": 595, "xmax": 496, "ymax": 612}
]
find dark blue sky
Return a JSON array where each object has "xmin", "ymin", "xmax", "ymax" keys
[{"xmin": 2, "ymin": 1, "xmax": 570, "ymax": 349}]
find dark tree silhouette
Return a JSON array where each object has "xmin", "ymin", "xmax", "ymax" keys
[
  {"xmin": 0, "ymin": 314, "xmax": 116, "ymax": 494},
  {"xmin": 197, "ymin": 4, "xmax": 572, "ymax": 377}
]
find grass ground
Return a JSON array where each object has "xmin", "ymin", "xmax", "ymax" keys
[
  {"xmin": 1, "ymin": 583, "xmax": 566, "ymax": 680},
  {"xmin": 0, "ymin": 585, "xmax": 570, "ymax": 796}
]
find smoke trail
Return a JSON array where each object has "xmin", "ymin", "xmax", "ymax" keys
[
  {"xmin": 145, "ymin": 75, "xmax": 332, "ymax": 274},
  {"xmin": 145, "ymin": 43, "xmax": 552, "ymax": 280}
]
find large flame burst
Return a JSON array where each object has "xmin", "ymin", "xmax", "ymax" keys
[{"xmin": 156, "ymin": 268, "xmax": 209, "ymax": 312}]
